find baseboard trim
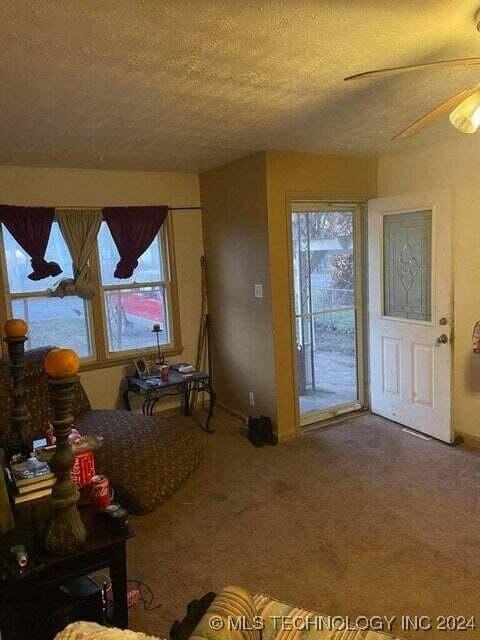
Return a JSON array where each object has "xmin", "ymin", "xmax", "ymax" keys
[
  {"xmin": 215, "ymin": 402, "xmax": 297, "ymax": 442},
  {"xmin": 216, "ymin": 401, "xmax": 247, "ymax": 424},
  {"xmin": 455, "ymin": 431, "xmax": 477, "ymax": 448},
  {"xmin": 277, "ymin": 429, "xmax": 298, "ymax": 443}
]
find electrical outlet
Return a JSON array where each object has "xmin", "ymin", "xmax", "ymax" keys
[
  {"xmin": 254, "ymin": 284, "xmax": 263, "ymax": 298},
  {"xmin": 248, "ymin": 391, "xmax": 255, "ymax": 406}
]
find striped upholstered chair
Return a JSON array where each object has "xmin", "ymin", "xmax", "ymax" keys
[
  {"xmin": 55, "ymin": 586, "xmax": 406, "ymax": 640},
  {"xmin": 189, "ymin": 586, "xmax": 405, "ymax": 640}
]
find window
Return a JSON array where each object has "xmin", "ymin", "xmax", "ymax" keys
[
  {"xmin": 2, "ymin": 222, "xmax": 93, "ymax": 358},
  {"xmin": 97, "ymin": 222, "xmax": 173, "ymax": 355},
  {"xmin": 0, "ymin": 216, "xmax": 180, "ymax": 365}
]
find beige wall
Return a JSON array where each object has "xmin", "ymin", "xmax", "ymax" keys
[
  {"xmin": 200, "ymin": 152, "xmax": 276, "ymax": 421},
  {"xmin": 0, "ymin": 165, "xmax": 203, "ymax": 409},
  {"xmin": 265, "ymin": 151, "xmax": 377, "ymax": 439},
  {"xmin": 378, "ymin": 135, "xmax": 480, "ymax": 439}
]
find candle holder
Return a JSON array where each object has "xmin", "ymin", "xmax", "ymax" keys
[
  {"xmin": 3, "ymin": 319, "xmax": 30, "ymax": 460},
  {"xmin": 43, "ymin": 349, "xmax": 86, "ymax": 554},
  {"xmin": 152, "ymin": 323, "xmax": 165, "ymax": 367}
]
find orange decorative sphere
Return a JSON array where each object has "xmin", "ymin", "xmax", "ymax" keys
[
  {"xmin": 4, "ymin": 318, "xmax": 28, "ymax": 338},
  {"xmin": 44, "ymin": 348, "xmax": 80, "ymax": 378}
]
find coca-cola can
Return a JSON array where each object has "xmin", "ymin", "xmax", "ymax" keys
[
  {"xmin": 71, "ymin": 450, "xmax": 96, "ymax": 489},
  {"xmin": 90, "ymin": 474, "xmax": 111, "ymax": 510}
]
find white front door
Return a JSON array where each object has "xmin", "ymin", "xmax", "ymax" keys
[{"xmin": 368, "ymin": 189, "xmax": 453, "ymax": 443}]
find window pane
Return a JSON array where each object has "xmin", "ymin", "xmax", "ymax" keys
[
  {"xmin": 98, "ymin": 223, "xmax": 165, "ymax": 286},
  {"xmin": 292, "ymin": 209, "xmax": 358, "ymax": 415},
  {"xmin": 104, "ymin": 286, "xmax": 169, "ymax": 353},
  {"xmin": 3, "ymin": 222, "xmax": 73, "ymax": 294},
  {"xmin": 12, "ymin": 297, "xmax": 92, "ymax": 357},
  {"xmin": 383, "ymin": 211, "xmax": 432, "ymax": 321}
]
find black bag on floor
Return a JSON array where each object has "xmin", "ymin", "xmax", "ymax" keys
[
  {"xmin": 170, "ymin": 592, "xmax": 216, "ymax": 640},
  {"xmin": 247, "ymin": 415, "xmax": 278, "ymax": 447}
]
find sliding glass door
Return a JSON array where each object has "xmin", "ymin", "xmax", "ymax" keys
[{"xmin": 291, "ymin": 202, "xmax": 364, "ymax": 426}]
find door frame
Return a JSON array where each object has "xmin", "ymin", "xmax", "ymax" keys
[{"xmin": 287, "ymin": 196, "xmax": 368, "ymax": 429}]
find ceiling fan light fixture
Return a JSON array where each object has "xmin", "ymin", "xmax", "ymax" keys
[{"xmin": 449, "ymin": 91, "xmax": 480, "ymax": 133}]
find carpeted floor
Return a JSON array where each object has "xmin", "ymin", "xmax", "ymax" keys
[{"xmin": 127, "ymin": 410, "xmax": 480, "ymax": 640}]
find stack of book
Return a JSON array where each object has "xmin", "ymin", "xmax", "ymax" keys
[{"xmin": 10, "ymin": 458, "xmax": 56, "ymax": 504}]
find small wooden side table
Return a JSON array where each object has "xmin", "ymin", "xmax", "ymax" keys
[{"xmin": 0, "ymin": 501, "xmax": 134, "ymax": 640}]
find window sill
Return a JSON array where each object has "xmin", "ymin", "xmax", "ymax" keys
[{"xmin": 79, "ymin": 345, "xmax": 185, "ymax": 373}]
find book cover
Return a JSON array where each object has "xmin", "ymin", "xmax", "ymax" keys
[
  {"xmin": 13, "ymin": 487, "xmax": 52, "ymax": 504},
  {"xmin": 12, "ymin": 459, "xmax": 54, "ymax": 487},
  {"xmin": 17, "ymin": 476, "xmax": 56, "ymax": 495},
  {"xmin": 14, "ymin": 471, "xmax": 55, "ymax": 488}
]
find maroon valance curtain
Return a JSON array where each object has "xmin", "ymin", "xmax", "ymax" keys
[
  {"xmin": 103, "ymin": 206, "xmax": 168, "ymax": 279},
  {"xmin": 0, "ymin": 205, "xmax": 62, "ymax": 281}
]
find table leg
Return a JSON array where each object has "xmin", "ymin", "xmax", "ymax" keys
[
  {"xmin": 110, "ymin": 541, "xmax": 129, "ymax": 629},
  {"xmin": 0, "ymin": 592, "xmax": 15, "ymax": 640},
  {"xmin": 183, "ymin": 382, "xmax": 191, "ymax": 417},
  {"xmin": 123, "ymin": 389, "xmax": 132, "ymax": 411},
  {"xmin": 148, "ymin": 399, "xmax": 160, "ymax": 416},
  {"xmin": 204, "ymin": 386, "xmax": 216, "ymax": 434}
]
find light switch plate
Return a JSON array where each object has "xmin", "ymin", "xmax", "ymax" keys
[{"xmin": 254, "ymin": 284, "xmax": 263, "ymax": 298}]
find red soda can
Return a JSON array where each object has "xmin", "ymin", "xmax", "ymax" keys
[
  {"xmin": 71, "ymin": 450, "xmax": 96, "ymax": 489},
  {"xmin": 90, "ymin": 474, "xmax": 111, "ymax": 510}
]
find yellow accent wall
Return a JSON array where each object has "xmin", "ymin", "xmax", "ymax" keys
[
  {"xmin": 200, "ymin": 150, "xmax": 377, "ymax": 439},
  {"xmin": 378, "ymin": 135, "xmax": 480, "ymax": 439},
  {"xmin": 265, "ymin": 151, "xmax": 377, "ymax": 439}
]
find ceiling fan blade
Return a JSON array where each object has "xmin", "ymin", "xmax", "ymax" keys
[
  {"xmin": 392, "ymin": 85, "xmax": 480, "ymax": 141},
  {"xmin": 345, "ymin": 57, "xmax": 480, "ymax": 81}
]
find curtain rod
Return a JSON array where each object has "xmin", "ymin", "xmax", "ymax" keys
[
  {"xmin": 51, "ymin": 205, "xmax": 202, "ymax": 212},
  {"xmin": 169, "ymin": 206, "xmax": 202, "ymax": 211}
]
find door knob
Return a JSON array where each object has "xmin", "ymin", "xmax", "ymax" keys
[{"xmin": 437, "ymin": 334, "xmax": 449, "ymax": 344}]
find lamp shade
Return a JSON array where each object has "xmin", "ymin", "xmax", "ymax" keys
[{"xmin": 449, "ymin": 91, "xmax": 480, "ymax": 133}]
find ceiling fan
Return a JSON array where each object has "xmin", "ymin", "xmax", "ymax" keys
[{"xmin": 344, "ymin": 10, "xmax": 480, "ymax": 141}]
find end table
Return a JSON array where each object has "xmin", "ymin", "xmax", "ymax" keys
[
  {"xmin": 0, "ymin": 501, "xmax": 134, "ymax": 639},
  {"xmin": 123, "ymin": 370, "xmax": 216, "ymax": 433}
]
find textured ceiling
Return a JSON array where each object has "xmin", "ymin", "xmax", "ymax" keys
[{"xmin": 2, "ymin": 0, "xmax": 480, "ymax": 172}]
